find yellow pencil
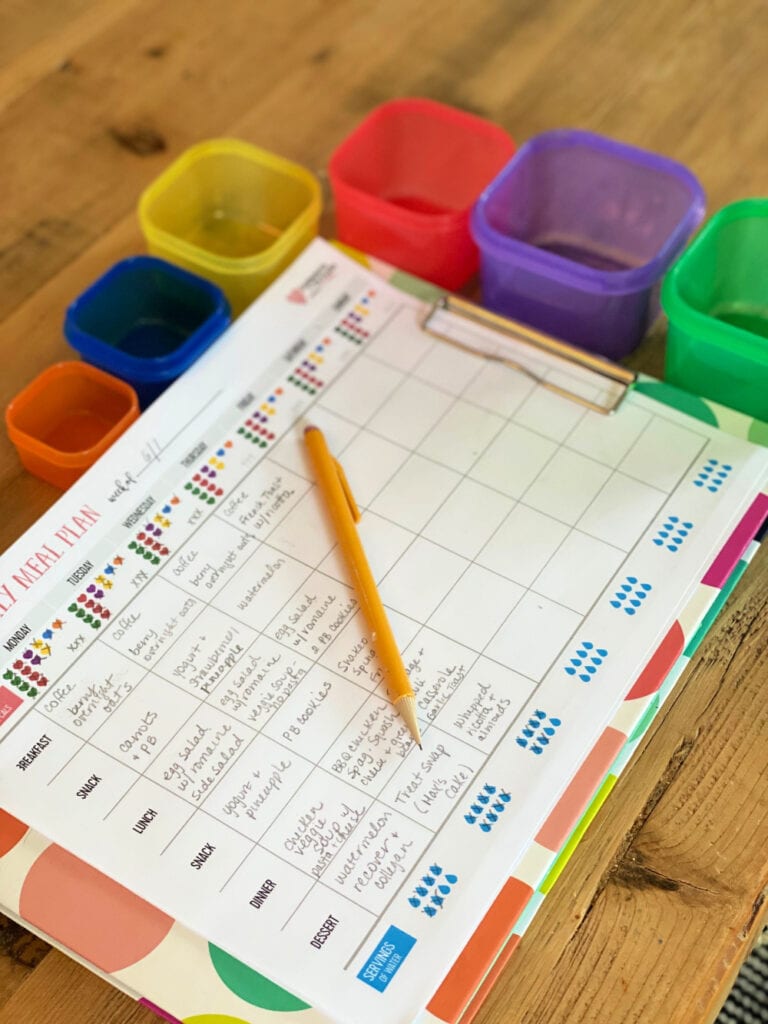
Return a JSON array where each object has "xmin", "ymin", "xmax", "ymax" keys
[{"xmin": 303, "ymin": 425, "xmax": 422, "ymax": 748}]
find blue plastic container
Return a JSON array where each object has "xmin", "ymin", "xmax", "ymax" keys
[{"xmin": 65, "ymin": 256, "xmax": 230, "ymax": 407}]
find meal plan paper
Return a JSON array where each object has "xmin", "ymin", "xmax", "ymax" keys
[{"xmin": 0, "ymin": 240, "xmax": 766, "ymax": 1024}]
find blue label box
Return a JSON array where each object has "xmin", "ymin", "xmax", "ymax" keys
[{"xmin": 357, "ymin": 926, "xmax": 417, "ymax": 993}]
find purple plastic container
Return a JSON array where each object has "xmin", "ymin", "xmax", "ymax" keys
[{"xmin": 470, "ymin": 129, "xmax": 706, "ymax": 359}]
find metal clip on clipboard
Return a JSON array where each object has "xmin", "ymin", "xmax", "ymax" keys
[{"xmin": 421, "ymin": 295, "xmax": 636, "ymax": 415}]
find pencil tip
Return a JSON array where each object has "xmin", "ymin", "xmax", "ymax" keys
[
  {"xmin": 418, "ymin": 744, "xmax": 423, "ymax": 750},
  {"xmin": 395, "ymin": 694, "xmax": 423, "ymax": 749}
]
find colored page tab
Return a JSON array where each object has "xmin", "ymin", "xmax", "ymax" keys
[{"xmin": 428, "ymin": 878, "xmax": 532, "ymax": 1024}]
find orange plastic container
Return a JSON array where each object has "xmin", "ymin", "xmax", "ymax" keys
[
  {"xmin": 329, "ymin": 98, "xmax": 515, "ymax": 290},
  {"xmin": 5, "ymin": 362, "xmax": 139, "ymax": 488}
]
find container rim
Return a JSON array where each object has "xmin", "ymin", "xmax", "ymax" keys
[
  {"xmin": 471, "ymin": 128, "xmax": 706, "ymax": 295},
  {"xmin": 328, "ymin": 97, "xmax": 515, "ymax": 233},
  {"xmin": 138, "ymin": 138, "xmax": 322, "ymax": 273},
  {"xmin": 661, "ymin": 197, "xmax": 768, "ymax": 362},
  {"xmin": 5, "ymin": 362, "xmax": 139, "ymax": 466}
]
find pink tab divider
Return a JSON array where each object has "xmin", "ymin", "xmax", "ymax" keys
[
  {"xmin": 139, "ymin": 999, "xmax": 182, "ymax": 1024},
  {"xmin": 702, "ymin": 492, "xmax": 768, "ymax": 589}
]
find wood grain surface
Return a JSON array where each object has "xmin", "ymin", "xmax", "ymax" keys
[{"xmin": 1, "ymin": 1, "xmax": 767, "ymax": 1022}]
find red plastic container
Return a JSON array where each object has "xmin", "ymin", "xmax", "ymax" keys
[
  {"xmin": 6, "ymin": 362, "xmax": 139, "ymax": 489},
  {"xmin": 329, "ymin": 98, "xmax": 515, "ymax": 290}
]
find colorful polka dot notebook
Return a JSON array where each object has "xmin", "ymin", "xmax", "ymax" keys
[{"xmin": 0, "ymin": 240, "xmax": 767, "ymax": 1024}]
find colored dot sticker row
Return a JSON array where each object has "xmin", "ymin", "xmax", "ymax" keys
[
  {"xmin": 238, "ymin": 391, "xmax": 283, "ymax": 447},
  {"xmin": 287, "ymin": 341, "xmax": 330, "ymax": 395}
]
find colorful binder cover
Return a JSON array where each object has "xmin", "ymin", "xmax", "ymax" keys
[{"xmin": 1, "ymin": 255, "xmax": 766, "ymax": 1024}]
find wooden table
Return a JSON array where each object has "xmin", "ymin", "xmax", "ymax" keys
[{"xmin": 1, "ymin": 1, "xmax": 767, "ymax": 1022}]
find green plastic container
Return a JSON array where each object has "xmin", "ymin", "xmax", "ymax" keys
[{"xmin": 662, "ymin": 199, "xmax": 768, "ymax": 421}]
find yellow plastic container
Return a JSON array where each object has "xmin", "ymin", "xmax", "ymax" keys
[{"xmin": 139, "ymin": 139, "xmax": 322, "ymax": 315}]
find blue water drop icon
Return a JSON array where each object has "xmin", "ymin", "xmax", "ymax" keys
[
  {"xmin": 523, "ymin": 727, "xmax": 534, "ymax": 738},
  {"xmin": 670, "ymin": 515, "xmax": 679, "ymax": 523},
  {"xmin": 422, "ymin": 875, "xmax": 435, "ymax": 886},
  {"xmin": 408, "ymin": 897, "xmax": 421, "ymax": 907},
  {"xmin": 423, "ymin": 906, "xmax": 437, "ymax": 917},
  {"xmin": 478, "ymin": 794, "xmax": 489, "ymax": 805},
  {"xmin": 597, "ymin": 649, "xmax": 608, "ymax": 657},
  {"xmin": 621, "ymin": 583, "xmax": 632, "ymax": 592},
  {"xmin": 653, "ymin": 538, "xmax": 663, "ymax": 546},
  {"xmin": 484, "ymin": 784, "xmax": 496, "ymax": 794},
  {"xmin": 480, "ymin": 822, "xmax": 492, "ymax": 833},
  {"xmin": 445, "ymin": 874, "xmax": 458, "ymax": 884},
  {"xmin": 550, "ymin": 718, "xmax": 562, "ymax": 726},
  {"xmin": 626, "ymin": 607, "xmax": 636, "ymax": 615},
  {"xmin": 642, "ymin": 582, "xmax": 652, "ymax": 591},
  {"xmin": 683, "ymin": 522, "xmax": 693, "ymax": 529},
  {"xmin": 693, "ymin": 480, "xmax": 703, "ymax": 487},
  {"xmin": 708, "ymin": 486, "xmax": 718, "ymax": 492},
  {"xmin": 471, "ymin": 804, "xmax": 483, "ymax": 815},
  {"xmin": 583, "ymin": 641, "xmax": 594, "ymax": 649},
  {"xmin": 543, "ymin": 726, "xmax": 555, "ymax": 735},
  {"xmin": 464, "ymin": 814, "xmax": 476, "ymax": 825},
  {"xmin": 610, "ymin": 600, "xmax": 621, "ymax": 608},
  {"xmin": 668, "ymin": 545, "xmax": 678, "ymax": 552},
  {"xmin": 516, "ymin": 738, "xmax": 527, "ymax": 748},
  {"xmin": 579, "ymin": 674, "xmax": 591, "ymax": 682},
  {"xmin": 565, "ymin": 666, "xmax": 576, "ymax": 675},
  {"xmin": 486, "ymin": 813, "xmax": 498, "ymax": 824},
  {"xmin": 438, "ymin": 884, "xmax": 450, "ymax": 895},
  {"xmin": 499, "ymin": 791, "xmax": 511, "ymax": 802},
  {"xmin": 538, "ymin": 735, "xmax": 550, "ymax": 746},
  {"xmin": 416, "ymin": 886, "xmax": 428, "ymax": 897},
  {"xmin": 627, "ymin": 576, "xmax": 637, "ymax": 584},
  {"xmin": 571, "ymin": 657, "xmax": 583, "ymax": 666},
  {"xmin": 430, "ymin": 865, "xmax": 442, "ymax": 875},
  {"xmin": 534, "ymin": 710, "xmax": 546, "ymax": 720},
  {"xmin": 532, "ymin": 745, "xmax": 542, "ymax": 755},
  {"xmin": 493, "ymin": 802, "xmax": 505, "ymax": 813}
]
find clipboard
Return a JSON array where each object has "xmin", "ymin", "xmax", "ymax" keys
[
  {"xmin": 0, "ymin": 239, "xmax": 766, "ymax": 1024},
  {"xmin": 422, "ymin": 295, "xmax": 636, "ymax": 415}
]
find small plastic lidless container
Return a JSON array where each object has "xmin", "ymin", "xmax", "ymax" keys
[
  {"xmin": 329, "ymin": 98, "xmax": 515, "ymax": 290},
  {"xmin": 662, "ymin": 199, "xmax": 768, "ymax": 422},
  {"xmin": 5, "ymin": 362, "xmax": 139, "ymax": 489},
  {"xmin": 64, "ymin": 256, "xmax": 230, "ymax": 408},
  {"xmin": 471, "ymin": 129, "xmax": 706, "ymax": 359},
  {"xmin": 139, "ymin": 138, "xmax": 322, "ymax": 315}
]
